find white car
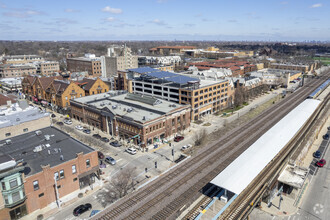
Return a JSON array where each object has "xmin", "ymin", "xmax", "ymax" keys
[
  {"xmin": 126, "ymin": 147, "xmax": 137, "ymax": 155},
  {"xmin": 181, "ymin": 144, "xmax": 192, "ymax": 151},
  {"xmin": 75, "ymin": 125, "xmax": 83, "ymax": 130},
  {"xmin": 64, "ymin": 120, "xmax": 72, "ymax": 125}
]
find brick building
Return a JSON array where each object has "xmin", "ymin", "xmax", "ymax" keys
[
  {"xmin": 67, "ymin": 54, "xmax": 102, "ymax": 77},
  {"xmin": 0, "ymin": 127, "xmax": 99, "ymax": 219},
  {"xmin": 35, "ymin": 61, "xmax": 60, "ymax": 76},
  {"xmin": 0, "ymin": 64, "xmax": 36, "ymax": 78},
  {"xmin": 2, "ymin": 55, "xmax": 44, "ymax": 65},
  {"xmin": 70, "ymin": 92, "xmax": 191, "ymax": 146},
  {"xmin": 149, "ymin": 46, "xmax": 196, "ymax": 55},
  {"xmin": 75, "ymin": 78, "xmax": 110, "ymax": 96}
]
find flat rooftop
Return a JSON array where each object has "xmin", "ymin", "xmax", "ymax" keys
[
  {"xmin": 0, "ymin": 103, "xmax": 49, "ymax": 129},
  {"xmin": 211, "ymin": 99, "xmax": 321, "ymax": 195},
  {"xmin": 73, "ymin": 92, "xmax": 188, "ymax": 123},
  {"xmin": 0, "ymin": 127, "xmax": 95, "ymax": 176},
  {"xmin": 67, "ymin": 57, "xmax": 100, "ymax": 62}
]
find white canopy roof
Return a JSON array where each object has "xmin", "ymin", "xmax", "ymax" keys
[{"xmin": 211, "ymin": 99, "xmax": 321, "ymax": 195}]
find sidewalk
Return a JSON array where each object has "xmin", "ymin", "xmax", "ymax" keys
[{"xmin": 258, "ymin": 114, "xmax": 330, "ymax": 217}]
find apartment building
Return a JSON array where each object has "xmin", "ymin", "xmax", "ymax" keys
[
  {"xmin": 35, "ymin": 61, "xmax": 60, "ymax": 76},
  {"xmin": 129, "ymin": 68, "xmax": 234, "ymax": 121},
  {"xmin": 0, "ymin": 64, "xmax": 36, "ymax": 78},
  {"xmin": 70, "ymin": 92, "xmax": 191, "ymax": 146},
  {"xmin": 101, "ymin": 45, "xmax": 138, "ymax": 77},
  {"xmin": 67, "ymin": 54, "xmax": 102, "ymax": 77},
  {"xmin": 2, "ymin": 55, "xmax": 44, "ymax": 65},
  {"xmin": 268, "ymin": 62, "xmax": 320, "ymax": 73},
  {"xmin": 0, "ymin": 127, "xmax": 99, "ymax": 219}
]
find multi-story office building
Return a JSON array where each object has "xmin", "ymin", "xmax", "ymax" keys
[
  {"xmin": 0, "ymin": 64, "xmax": 36, "ymax": 78},
  {"xmin": 129, "ymin": 68, "xmax": 234, "ymax": 121},
  {"xmin": 67, "ymin": 54, "xmax": 102, "ymax": 77},
  {"xmin": 2, "ymin": 55, "xmax": 44, "ymax": 65},
  {"xmin": 71, "ymin": 91, "xmax": 191, "ymax": 146},
  {"xmin": 101, "ymin": 45, "xmax": 138, "ymax": 78}
]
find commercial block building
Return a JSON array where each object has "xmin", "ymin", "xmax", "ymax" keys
[
  {"xmin": 0, "ymin": 100, "xmax": 50, "ymax": 140},
  {"xmin": 70, "ymin": 92, "xmax": 191, "ymax": 146},
  {"xmin": 0, "ymin": 64, "xmax": 36, "ymax": 78},
  {"xmin": 129, "ymin": 68, "xmax": 234, "ymax": 121},
  {"xmin": 67, "ymin": 54, "xmax": 102, "ymax": 78},
  {"xmin": 2, "ymin": 55, "xmax": 44, "ymax": 65},
  {"xmin": 35, "ymin": 61, "xmax": 60, "ymax": 76},
  {"xmin": 0, "ymin": 78, "xmax": 23, "ymax": 93},
  {"xmin": 0, "ymin": 127, "xmax": 99, "ymax": 219},
  {"xmin": 149, "ymin": 46, "xmax": 196, "ymax": 55}
]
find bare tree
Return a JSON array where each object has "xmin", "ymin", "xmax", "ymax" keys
[
  {"xmin": 96, "ymin": 166, "xmax": 137, "ymax": 208},
  {"xmin": 193, "ymin": 129, "xmax": 208, "ymax": 146}
]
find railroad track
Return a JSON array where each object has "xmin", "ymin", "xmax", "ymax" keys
[
  {"xmin": 220, "ymin": 86, "xmax": 330, "ymax": 220},
  {"xmin": 95, "ymin": 75, "xmax": 328, "ymax": 220}
]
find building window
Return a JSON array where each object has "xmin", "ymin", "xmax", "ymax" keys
[
  {"xmin": 4, "ymin": 195, "xmax": 9, "ymax": 204},
  {"xmin": 5, "ymin": 133, "xmax": 11, "ymax": 137},
  {"xmin": 65, "ymin": 96, "xmax": 68, "ymax": 100},
  {"xmin": 72, "ymin": 165, "xmax": 77, "ymax": 174},
  {"xmin": 12, "ymin": 192, "xmax": 21, "ymax": 203},
  {"xmin": 33, "ymin": 180, "xmax": 39, "ymax": 191},
  {"xmin": 23, "ymin": 128, "xmax": 28, "ymax": 132},
  {"xmin": 2, "ymin": 182, "xmax": 6, "ymax": 190},
  {"xmin": 54, "ymin": 172, "xmax": 59, "ymax": 181},
  {"xmin": 39, "ymin": 193, "xmax": 44, "ymax": 198},
  {"xmin": 59, "ymin": 170, "xmax": 65, "ymax": 179},
  {"xmin": 9, "ymin": 179, "xmax": 18, "ymax": 189},
  {"xmin": 73, "ymin": 178, "xmax": 78, "ymax": 182},
  {"xmin": 86, "ymin": 159, "xmax": 90, "ymax": 168}
]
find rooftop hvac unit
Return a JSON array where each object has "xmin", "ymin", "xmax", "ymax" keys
[
  {"xmin": 5, "ymin": 139, "xmax": 12, "ymax": 145},
  {"xmin": 60, "ymin": 155, "xmax": 64, "ymax": 161},
  {"xmin": 44, "ymin": 135, "xmax": 50, "ymax": 141},
  {"xmin": 35, "ymin": 130, "xmax": 42, "ymax": 136},
  {"xmin": 45, "ymin": 144, "xmax": 51, "ymax": 148},
  {"xmin": 33, "ymin": 145, "xmax": 43, "ymax": 152}
]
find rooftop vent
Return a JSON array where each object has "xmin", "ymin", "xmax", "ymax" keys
[
  {"xmin": 142, "ymin": 116, "xmax": 146, "ymax": 120},
  {"xmin": 44, "ymin": 135, "xmax": 50, "ymax": 141},
  {"xmin": 127, "ymin": 108, "xmax": 133, "ymax": 113},
  {"xmin": 16, "ymin": 118, "xmax": 20, "ymax": 121},
  {"xmin": 5, "ymin": 139, "xmax": 12, "ymax": 145},
  {"xmin": 33, "ymin": 145, "xmax": 43, "ymax": 152},
  {"xmin": 35, "ymin": 130, "xmax": 42, "ymax": 136},
  {"xmin": 112, "ymin": 105, "xmax": 117, "ymax": 109},
  {"xmin": 60, "ymin": 155, "xmax": 64, "ymax": 161}
]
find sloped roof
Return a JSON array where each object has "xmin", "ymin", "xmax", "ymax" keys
[
  {"xmin": 76, "ymin": 78, "xmax": 96, "ymax": 91},
  {"xmin": 0, "ymin": 94, "xmax": 17, "ymax": 106},
  {"xmin": 53, "ymin": 80, "xmax": 70, "ymax": 94}
]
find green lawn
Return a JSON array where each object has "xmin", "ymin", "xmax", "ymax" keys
[{"xmin": 313, "ymin": 57, "xmax": 330, "ymax": 65}]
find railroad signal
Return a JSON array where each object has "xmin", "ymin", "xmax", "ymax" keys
[{"xmin": 155, "ymin": 161, "xmax": 157, "ymax": 169}]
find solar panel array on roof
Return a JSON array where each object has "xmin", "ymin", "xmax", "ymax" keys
[
  {"xmin": 146, "ymin": 71, "xmax": 176, "ymax": 78},
  {"xmin": 167, "ymin": 75, "xmax": 199, "ymax": 84},
  {"xmin": 128, "ymin": 67, "xmax": 159, "ymax": 74}
]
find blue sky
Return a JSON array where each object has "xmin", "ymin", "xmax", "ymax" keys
[{"xmin": 0, "ymin": 0, "xmax": 329, "ymax": 41}]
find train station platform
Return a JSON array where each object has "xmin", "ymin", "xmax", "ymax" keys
[{"xmin": 201, "ymin": 99, "xmax": 321, "ymax": 219}]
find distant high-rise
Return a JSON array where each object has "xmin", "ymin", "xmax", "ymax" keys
[{"xmin": 101, "ymin": 45, "xmax": 138, "ymax": 78}]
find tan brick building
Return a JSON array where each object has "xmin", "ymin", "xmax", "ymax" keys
[
  {"xmin": 0, "ymin": 64, "xmax": 36, "ymax": 78},
  {"xmin": 2, "ymin": 55, "xmax": 44, "ymax": 65},
  {"xmin": 36, "ymin": 61, "xmax": 60, "ymax": 76},
  {"xmin": 71, "ymin": 92, "xmax": 191, "ymax": 146},
  {"xmin": 75, "ymin": 78, "xmax": 110, "ymax": 96}
]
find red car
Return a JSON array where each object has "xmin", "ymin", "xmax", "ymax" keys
[
  {"xmin": 174, "ymin": 136, "xmax": 184, "ymax": 142},
  {"xmin": 316, "ymin": 159, "xmax": 326, "ymax": 167}
]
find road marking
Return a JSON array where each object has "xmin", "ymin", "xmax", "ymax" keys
[
  {"xmin": 149, "ymin": 143, "xmax": 168, "ymax": 153},
  {"xmin": 313, "ymin": 203, "xmax": 324, "ymax": 214},
  {"xmin": 116, "ymin": 159, "xmax": 122, "ymax": 162}
]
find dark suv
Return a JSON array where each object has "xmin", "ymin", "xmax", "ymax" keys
[{"xmin": 73, "ymin": 203, "xmax": 92, "ymax": 216}]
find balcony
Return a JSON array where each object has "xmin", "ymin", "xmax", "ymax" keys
[{"xmin": 5, "ymin": 195, "xmax": 26, "ymax": 208}]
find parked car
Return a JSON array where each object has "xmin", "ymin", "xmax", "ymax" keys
[
  {"xmin": 56, "ymin": 121, "xmax": 64, "ymax": 126},
  {"xmin": 83, "ymin": 129, "xmax": 91, "ymax": 134},
  {"xmin": 73, "ymin": 203, "xmax": 92, "ymax": 216},
  {"xmin": 92, "ymin": 134, "xmax": 101, "ymax": 139},
  {"xmin": 126, "ymin": 147, "xmax": 137, "ymax": 155},
  {"xmin": 105, "ymin": 156, "xmax": 116, "ymax": 165},
  {"xmin": 313, "ymin": 150, "xmax": 321, "ymax": 158},
  {"xmin": 110, "ymin": 141, "xmax": 122, "ymax": 147},
  {"xmin": 316, "ymin": 159, "xmax": 326, "ymax": 167},
  {"xmin": 97, "ymin": 151, "xmax": 104, "ymax": 159},
  {"xmin": 64, "ymin": 120, "xmax": 72, "ymax": 125},
  {"xmin": 181, "ymin": 144, "xmax": 192, "ymax": 151},
  {"xmin": 51, "ymin": 113, "xmax": 56, "ymax": 118},
  {"xmin": 75, "ymin": 125, "xmax": 84, "ymax": 130},
  {"xmin": 323, "ymin": 134, "xmax": 329, "ymax": 140},
  {"xmin": 174, "ymin": 136, "xmax": 184, "ymax": 142},
  {"xmin": 100, "ymin": 137, "xmax": 110, "ymax": 143}
]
